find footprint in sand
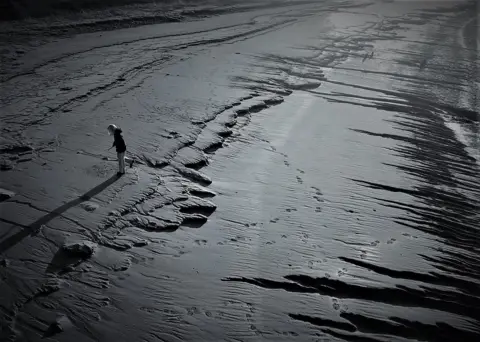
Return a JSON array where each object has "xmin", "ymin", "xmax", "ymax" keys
[
  {"xmin": 187, "ymin": 307, "xmax": 201, "ymax": 316},
  {"xmin": 337, "ymin": 268, "xmax": 347, "ymax": 277},
  {"xmin": 332, "ymin": 299, "xmax": 341, "ymax": 310},
  {"xmin": 301, "ymin": 233, "xmax": 309, "ymax": 243},
  {"xmin": 296, "ymin": 176, "xmax": 303, "ymax": 184},
  {"xmin": 246, "ymin": 313, "xmax": 253, "ymax": 322}
]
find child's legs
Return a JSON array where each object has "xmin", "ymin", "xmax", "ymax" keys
[{"xmin": 117, "ymin": 152, "xmax": 126, "ymax": 173}]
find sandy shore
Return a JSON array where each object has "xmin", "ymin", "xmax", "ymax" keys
[{"xmin": 1, "ymin": 0, "xmax": 479, "ymax": 341}]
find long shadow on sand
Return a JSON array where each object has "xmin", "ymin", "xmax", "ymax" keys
[{"xmin": 0, "ymin": 174, "xmax": 120, "ymax": 254}]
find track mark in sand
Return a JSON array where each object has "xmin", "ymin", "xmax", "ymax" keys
[
  {"xmin": 187, "ymin": 306, "xmax": 201, "ymax": 316},
  {"xmin": 2, "ymin": 278, "xmax": 67, "ymax": 338},
  {"xmin": 2, "ymin": 22, "xmax": 259, "ymax": 84},
  {"xmin": 307, "ymin": 260, "xmax": 324, "ymax": 270},
  {"xmin": 308, "ymin": 186, "xmax": 324, "ymax": 212},
  {"xmin": 30, "ymin": 55, "xmax": 173, "ymax": 128},
  {"xmin": 337, "ymin": 268, "xmax": 348, "ymax": 278},
  {"xmin": 217, "ymin": 235, "xmax": 252, "ymax": 246},
  {"xmin": 300, "ymin": 232, "xmax": 309, "ymax": 244}
]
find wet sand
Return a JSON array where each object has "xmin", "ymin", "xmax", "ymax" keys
[{"xmin": 1, "ymin": 0, "xmax": 479, "ymax": 341}]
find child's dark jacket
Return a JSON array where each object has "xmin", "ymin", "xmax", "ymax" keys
[{"xmin": 112, "ymin": 128, "xmax": 127, "ymax": 153}]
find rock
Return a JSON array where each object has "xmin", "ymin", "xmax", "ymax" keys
[
  {"xmin": 173, "ymin": 163, "xmax": 212, "ymax": 185},
  {"xmin": 62, "ymin": 241, "xmax": 97, "ymax": 258},
  {"xmin": 44, "ymin": 315, "xmax": 72, "ymax": 338},
  {"xmin": 181, "ymin": 213, "xmax": 208, "ymax": 227},
  {"xmin": 0, "ymin": 188, "xmax": 15, "ymax": 201},
  {"xmin": 80, "ymin": 202, "xmax": 98, "ymax": 212},
  {"xmin": 264, "ymin": 96, "xmax": 284, "ymax": 105},
  {"xmin": 108, "ymin": 210, "xmax": 121, "ymax": 217},
  {"xmin": 126, "ymin": 214, "xmax": 180, "ymax": 231},
  {"xmin": 184, "ymin": 183, "xmax": 216, "ymax": 198},
  {"xmin": 133, "ymin": 239, "xmax": 149, "ymax": 247},
  {"xmin": 175, "ymin": 196, "xmax": 217, "ymax": 215}
]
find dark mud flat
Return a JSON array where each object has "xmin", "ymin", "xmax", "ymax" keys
[{"xmin": 1, "ymin": 0, "xmax": 479, "ymax": 341}]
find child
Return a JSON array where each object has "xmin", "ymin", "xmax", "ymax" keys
[{"xmin": 107, "ymin": 124, "xmax": 133, "ymax": 175}]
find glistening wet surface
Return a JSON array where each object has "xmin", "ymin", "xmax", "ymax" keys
[{"xmin": 0, "ymin": 0, "xmax": 479, "ymax": 341}]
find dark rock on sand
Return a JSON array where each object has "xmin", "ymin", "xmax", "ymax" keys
[
  {"xmin": 173, "ymin": 163, "xmax": 212, "ymax": 185},
  {"xmin": 43, "ymin": 315, "xmax": 72, "ymax": 338},
  {"xmin": 80, "ymin": 202, "xmax": 99, "ymax": 212},
  {"xmin": 62, "ymin": 241, "xmax": 97, "ymax": 258},
  {"xmin": 181, "ymin": 213, "xmax": 209, "ymax": 227}
]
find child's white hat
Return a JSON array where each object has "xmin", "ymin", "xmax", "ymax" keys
[{"xmin": 107, "ymin": 124, "xmax": 117, "ymax": 135}]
